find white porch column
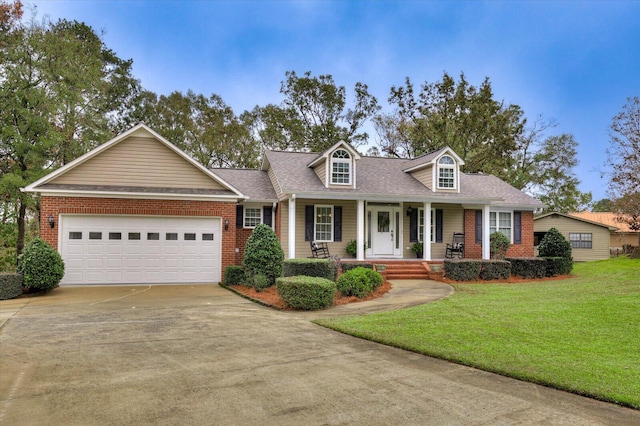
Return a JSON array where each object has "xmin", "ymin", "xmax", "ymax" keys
[
  {"xmin": 356, "ymin": 200, "xmax": 365, "ymax": 261},
  {"xmin": 288, "ymin": 196, "xmax": 296, "ymax": 259},
  {"xmin": 482, "ymin": 204, "xmax": 491, "ymax": 260},
  {"xmin": 423, "ymin": 202, "xmax": 431, "ymax": 260}
]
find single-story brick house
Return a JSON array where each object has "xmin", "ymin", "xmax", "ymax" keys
[
  {"xmin": 534, "ymin": 211, "xmax": 637, "ymax": 261},
  {"xmin": 24, "ymin": 124, "xmax": 543, "ymax": 285}
]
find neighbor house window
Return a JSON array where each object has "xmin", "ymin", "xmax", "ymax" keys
[
  {"xmin": 569, "ymin": 233, "xmax": 592, "ymax": 249},
  {"xmin": 490, "ymin": 211, "xmax": 512, "ymax": 242},
  {"xmin": 331, "ymin": 149, "xmax": 351, "ymax": 185},
  {"xmin": 418, "ymin": 208, "xmax": 436, "ymax": 243},
  {"xmin": 437, "ymin": 155, "xmax": 456, "ymax": 189},
  {"xmin": 244, "ymin": 207, "xmax": 262, "ymax": 228},
  {"xmin": 315, "ymin": 205, "xmax": 333, "ymax": 241}
]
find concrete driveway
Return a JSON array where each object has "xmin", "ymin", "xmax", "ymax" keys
[{"xmin": 1, "ymin": 284, "xmax": 638, "ymax": 425}]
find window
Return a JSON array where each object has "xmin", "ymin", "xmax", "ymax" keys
[
  {"xmin": 315, "ymin": 205, "xmax": 333, "ymax": 241},
  {"xmin": 69, "ymin": 232, "xmax": 82, "ymax": 240},
  {"xmin": 184, "ymin": 233, "xmax": 196, "ymax": 241},
  {"xmin": 331, "ymin": 149, "xmax": 351, "ymax": 185},
  {"xmin": 202, "ymin": 233, "xmax": 214, "ymax": 241},
  {"xmin": 147, "ymin": 232, "xmax": 160, "ymax": 241},
  {"xmin": 244, "ymin": 207, "xmax": 262, "ymax": 228},
  {"xmin": 418, "ymin": 209, "xmax": 436, "ymax": 243},
  {"xmin": 89, "ymin": 232, "xmax": 102, "ymax": 240},
  {"xmin": 437, "ymin": 155, "xmax": 456, "ymax": 189},
  {"xmin": 166, "ymin": 233, "xmax": 178, "ymax": 241},
  {"xmin": 569, "ymin": 233, "xmax": 592, "ymax": 249},
  {"xmin": 128, "ymin": 233, "xmax": 141, "ymax": 240},
  {"xmin": 109, "ymin": 232, "xmax": 122, "ymax": 240},
  {"xmin": 490, "ymin": 212, "xmax": 512, "ymax": 242}
]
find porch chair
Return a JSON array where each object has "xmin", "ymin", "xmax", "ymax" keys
[
  {"xmin": 310, "ymin": 240, "xmax": 331, "ymax": 259},
  {"xmin": 445, "ymin": 233, "xmax": 465, "ymax": 259}
]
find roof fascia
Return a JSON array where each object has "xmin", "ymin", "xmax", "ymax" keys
[
  {"xmin": 279, "ymin": 191, "xmax": 503, "ymax": 204},
  {"xmin": 31, "ymin": 188, "xmax": 243, "ymax": 202},
  {"xmin": 403, "ymin": 146, "xmax": 466, "ymax": 173},
  {"xmin": 535, "ymin": 212, "xmax": 619, "ymax": 230},
  {"xmin": 307, "ymin": 140, "xmax": 361, "ymax": 167}
]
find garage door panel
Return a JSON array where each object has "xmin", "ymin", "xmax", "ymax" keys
[{"xmin": 60, "ymin": 215, "xmax": 221, "ymax": 285}]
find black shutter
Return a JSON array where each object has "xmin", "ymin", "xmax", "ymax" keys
[
  {"xmin": 333, "ymin": 206, "xmax": 342, "ymax": 242},
  {"xmin": 409, "ymin": 208, "xmax": 418, "ymax": 242},
  {"xmin": 514, "ymin": 211, "xmax": 522, "ymax": 244},
  {"xmin": 475, "ymin": 210, "xmax": 483, "ymax": 243},
  {"xmin": 263, "ymin": 206, "xmax": 273, "ymax": 228},
  {"xmin": 305, "ymin": 205, "xmax": 314, "ymax": 241},
  {"xmin": 236, "ymin": 205, "xmax": 243, "ymax": 228},
  {"xmin": 436, "ymin": 209, "xmax": 443, "ymax": 243}
]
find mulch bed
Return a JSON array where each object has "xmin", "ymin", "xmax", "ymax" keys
[
  {"xmin": 230, "ymin": 279, "xmax": 392, "ymax": 310},
  {"xmin": 440, "ymin": 274, "xmax": 575, "ymax": 285}
]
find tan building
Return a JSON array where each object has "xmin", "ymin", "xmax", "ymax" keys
[
  {"xmin": 569, "ymin": 212, "xmax": 639, "ymax": 251},
  {"xmin": 534, "ymin": 212, "xmax": 618, "ymax": 261}
]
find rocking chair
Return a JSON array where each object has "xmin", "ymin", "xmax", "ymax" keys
[
  {"xmin": 309, "ymin": 240, "xmax": 331, "ymax": 259},
  {"xmin": 445, "ymin": 233, "xmax": 465, "ymax": 259}
]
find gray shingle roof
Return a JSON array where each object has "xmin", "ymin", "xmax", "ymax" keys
[{"xmin": 212, "ymin": 169, "xmax": 277, "ymax": 202}]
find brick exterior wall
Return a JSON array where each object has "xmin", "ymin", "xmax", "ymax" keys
[
  {"xmin": 235, "ymin": 228, "xmax": 252, "ymax": 264},
  {"xmin": 464, "ymin": 209, "xmax": 535, "ymax": 259},
  {"xmin": 41, "ymin": 196, "xmax": 237, "ymax": 280}
]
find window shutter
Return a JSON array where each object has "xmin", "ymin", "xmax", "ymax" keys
[
  {"xmin": 305, "ymin": 205, "xmax": 314, "ymax": 241},
  {"xmin": 436, "ymin": 209, "xmax": 443, "ymax": 243},
  {"xmin": 334, "ymin": 206, "xmax": 342, "ymax": 242},
  {"xmin": 236, "ymin": 205, "xmax": 243, "ymax": 228},
  {"xmin": 514, "ymin": 211, "xmax": 522, "ymax": 244},
  {"xmin": 475, "ymin": 210, "xmax": 482, "ymax": 243},
  {"xmin": 263, "ymin": 206, "xmax": 273, "ymax": 228},
  {"xmin": 409, "ymin": 208, "xmax": 418, "ymax": 242}
]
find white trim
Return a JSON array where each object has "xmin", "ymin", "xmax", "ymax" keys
[
  {"xmin": 436, "ymin": 155, "xmax": 457, "ymax": 190},
  {"xmin": 314, "ymin": 204, "xmax": 334, "ymax": 242},
  {"xmin": 418, "ymin": 207, "xmax": 437, "ymax": 244},
  {"xmin": 32, "ymin": 189, "xmax": 240, "ymax": 202},
  {"xmin": 243, "ymin": 205, "xmax": 263, "ymax": 228},
  {"xmin": 357, "ymin": 200, "xmax": 365, "ymax": 260},
  {"xmin": 490, "ymin": 209, "xmax": 514, "ymax": 242},
  {"xmin": 482, "ymin": 204, "xmax": 491, "ymax": 260},
  {"xmin": 288, "ymin": 197, "xmax": 296, "ymax": 259},
  {"xmin": 330, "ymin": 149, "xmax": 352, "ymax": 185},
  {"xmin": 307, "ymin": 140, "xmax": 361, "ymax": 167},
  {"xmin": 423, "ymin": 202, "xmax": 432, "ymax": 260}
]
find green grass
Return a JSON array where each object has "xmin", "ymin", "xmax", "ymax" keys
[{"xmin": 315, "ymin": 257, "xmax": 640, "ymax": 408}]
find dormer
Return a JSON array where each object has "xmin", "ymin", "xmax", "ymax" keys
[
  {"xmin": 307, "ymin": 141, "xmax": 361, "ymax": 189},
  {"xmin": 403, "ymin": 147, "xmax": 465, "ymax": 193}
]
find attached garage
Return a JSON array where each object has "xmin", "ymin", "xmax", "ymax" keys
[{"xmin": 60, "ymin": 215, "xmax": 221, "ymax": 285}]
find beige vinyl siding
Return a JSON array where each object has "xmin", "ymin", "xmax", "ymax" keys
[
  {"xmin": 267, "ymin": 166, "xmax": 283, "ymax": 197},
  {"xmin": 53, "ymin": 136, "xmax": 224, "ymax": 189},
  {"xmin": 402, "ymin": 203, "xmax": 464, "ymax": 259},
  {"xmin": 313, "ymin": 161, "xmax": 326, "ymax": 186},
  {"xmin": 409, "ymin": 165, "xmax": 433, "ymax": 190},
  {"xmin": 534, "ymin": 215, "xmax": 610, "ymax": 261}
]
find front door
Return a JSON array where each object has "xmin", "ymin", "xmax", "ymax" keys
[{"xmin": 370, "ymin": 207, "xmax": 400, "ymax": 257}]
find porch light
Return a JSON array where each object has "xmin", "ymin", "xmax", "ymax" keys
[
  {"xmin": 48, "ymin": 214, "xmax": 55, "ymax": 229},
  {"xmin": 406, "ymin": 206, "xmax": 414, "ymax": 217},
  {"xmin": 224, "ymin": 219, "xmax": 229, "ymax": 231}
]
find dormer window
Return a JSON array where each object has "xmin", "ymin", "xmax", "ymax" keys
[
  {"xmin": 437, "ymin": 155, "xmax": 456, "ymax": 189},
  {"xmin": 331, "ymin": 149, "xmax": 351, "ymax": 185}
]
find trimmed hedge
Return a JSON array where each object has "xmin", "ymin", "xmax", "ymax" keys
[
  {"xmin": 253, "ymin": 274, "xmax": 270, "ymax": 292},
  {"xmin": 17, "ymin": 238, "xmax": 65, "ymax": 291},
  {"xmin": 340, "ymin": 262, "xmax": 373, "ymax": 273},
  {"xmin": 336, "ymin": 267, "xmax": 383, "ymax": 298},
  {"xmin": 507, "ymin": 257, "xmax": 547, "ymax": 279},
  {"xmin": 224, "ymin": 265, "xmax": 245, "ymax": 286},
  {"xmin": 276, "ymin": 276, "xmax": 336, "ymax": 310},
  {"xmin": 444, "ymin": 259, "xmax": 482, "ymax": 281},
  {"xmin": 479, "ymin": 260, "xmax": 511, "ymax": 280},
  {"xmin": 0, "ymin": 273, "xmax": 23, "ymax": 300},
  {"xmin": 544, "ymin": 257, "xmax": 573, "ymax": 276},
  {"xmin": 283, "ymin": 258, "xmax": 332, "ymax": 280}
]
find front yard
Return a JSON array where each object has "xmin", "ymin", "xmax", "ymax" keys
[{"xmin": 316, "ymin": 257, "xmax": 640, "ymax": 409}]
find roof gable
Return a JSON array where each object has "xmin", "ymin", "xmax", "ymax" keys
[
  {"xmin": 534, "ymin": 212, "xmax": 619, "ymax": 231},
  {"xmin": 307, "ymin": 140, "xmax": 361, "ymax": 168},
  {"xmin": 24, "ymin": 124, "xmax": 243, "ymax": 198},
  {"xmin": 403, "ymin": 146, "xmax": 465, "ymax": 173}
]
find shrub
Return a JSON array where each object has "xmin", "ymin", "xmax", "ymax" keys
[
  {"xmin": 253, "ymin": 274, "xmax": 270, "ymax": 292},
  {"xmin": 444, "ymin": 259, "xmax": 482, "ymax": 281},
  {"xmin": 479, "ymin": 260, "xmax": 511, "ymax": 280},
  {"xmin": 283, "ymin": 258, "xmax": 332, "ymax": 279},
  {"xmin": 507, "ymin": 257, "xmax": 547, "ymax": 279},
  {"xmin": 340, "ymin": 262, "xmax": 373, "ymax": 273},
  {"xmin": 631, "ymin": 247, "xmax": 640, "ymax": 259},
  {"xmin": 490, "ymin": 232, "xmax": 511, "ymax": 260},
  {"xmin": 0, "ymin": 273, "xmax": 23, "ymax": 300},
  {"xmin": 544, "ymin": 257, "xmax": 573, "ymax": 276},
  {"xmin": 538, "ymin": 228, "xmax": 572, "ymax": 259},
  {"xmin": 276, "ymin": 276, "xmax": 336, "ymax": 310},
  {"xmin": 243, "ymin": 224, "xmax": 284, "ymax": 288},
  {"xmin": 224, "ymin": 265, "xmax": 245, "ymax": 286},
  {"xmin": 17, "ymin": 238, "xmax": 65, "ymax": 291},
  {"xmin": 345, "ymin": 240, "xmax": 357, "ymax": 258},
  {"xmin": 336, "ymin": 267, "xmax": 383, "ymax": 298}
]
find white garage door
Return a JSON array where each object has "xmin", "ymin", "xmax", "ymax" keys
[{"xmin": 60, "ymin": 215, "xmax": 221, "ymax": 285}]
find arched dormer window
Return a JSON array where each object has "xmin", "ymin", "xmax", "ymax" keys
[
  {"xmin": 437, "ymin": 155, "xmax": 456, "ymax": 189},
  {"xmin": 331, "ymin": 149, "xmax": 351, "ymax": 185}
]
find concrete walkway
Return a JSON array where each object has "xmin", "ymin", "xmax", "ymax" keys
[{"xmin": 1, "ymin": 283, "xmax": 639, "ymax": 425}]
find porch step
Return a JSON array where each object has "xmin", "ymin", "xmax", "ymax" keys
[{"xmin": 377, "ymin": 261, "xmax": 431, "ymax": 281}]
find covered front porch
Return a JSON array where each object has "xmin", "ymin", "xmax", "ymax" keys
[{"xmin": 279, "ymin": 198, "xmax": 492, "ymax": 261}]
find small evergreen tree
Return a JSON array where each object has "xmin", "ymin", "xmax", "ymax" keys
[
  {"xmin": 490, "ymin": 232, "xmax": 511, "ymax": 260},
  {"xmin": 242, "ymin": 224, "xmax": 284, "ymax": 288},
  {"xmin": 538, "ymin": 228, "xmax": 572, "ymax": 259},
  {"xmin": 17, "ymin": 238, "xmax": 65, "ymax": 291}
]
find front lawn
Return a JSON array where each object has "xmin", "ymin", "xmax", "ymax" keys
[{"xmin": 315, "ymin": 257, "xmax": 640, "ymax": 408}]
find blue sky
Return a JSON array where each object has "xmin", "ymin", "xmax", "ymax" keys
[{"xmin": 29, "ymin": 0, "xmax": 640, "ymax": 202}]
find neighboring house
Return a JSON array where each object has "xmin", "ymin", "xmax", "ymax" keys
[
  {"xmin": 569, "ymin": 212, "xmax": 639, "ymax": 251},
  {"xmin": 533, "ymin": 212, "xmax": 618, "ymax": 261},
  {"xmin": 24, "ymin": 124, "xmax": 543, "ymax": 285}
]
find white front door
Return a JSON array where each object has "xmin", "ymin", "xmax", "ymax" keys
[{"xmin": 370, "ymin": 207, "xmax": 401, "ymax": 257}]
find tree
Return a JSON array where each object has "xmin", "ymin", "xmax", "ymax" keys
[
  {"xmin": 606, "ymin": 97, "xmax": 640, "ymax": 245},
  {"xmin": 252, "ymin": 71, "xmax": 379, "ymax": 152},
  {"xmin": 591, "ymin": 198, "xmax": 613, "ymax": 212}
]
